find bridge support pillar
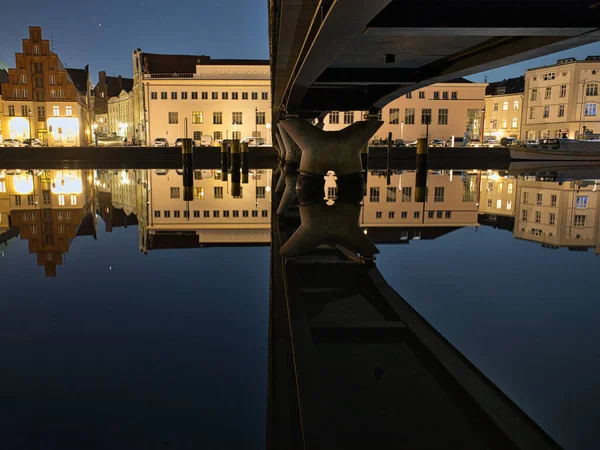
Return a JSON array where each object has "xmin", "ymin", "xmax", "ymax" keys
[
  {"xmin": 274, "ymin": 131, "xmax": 287, "ymax": 193},
  {"xmin": 276, "ymin": 124, "xmax": 302, "ymax": 214},
  {"xmin": 278, "ymin": 117, "xmax": 383, "ymax": 256}
]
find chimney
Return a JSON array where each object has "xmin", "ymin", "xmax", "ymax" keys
[
  {"xmin": 85, "ymin": 64, "xmax": 89, "ymax": 74},
  {"xmin": 99, "ymin": 71, "xmax": 106, "ymax": 84},
  {"xmin": 118, "ymin": 75, "xmax": 122, "ymax": 90}
]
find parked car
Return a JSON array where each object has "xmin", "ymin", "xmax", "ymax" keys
[
  {"xmin": 241, "ymin": 136, "xmax": 265, "ymax": 146},
  {"xmin": 153, "ymin": 138, "xmax": 169, "ymax": 147},
  {"xmin": 393, "ymin": 139, "xmax": 407, "ymax": 147},
  {"xmin": 23, "ymin": 138, "xmax": 43, "ymax": 147},
  {"xmin": 200, "ymin": 135, "xmax": 213, "ymax": 146},
  {"xmin": 2, "ymin": 139, "xmax": 23, "ymax": 147},
  {"xmin": 174, "ymin": 138, "xmax": 184, "ymax": 147},
  {"xmin": 500, "ymin": 137, "xmax": 518, "ymax": 146},
  {"xmin": 445, "ymin": 137, "xmax": 467, "ymax": 147},
  {"xmin": 154, "ymin": 169, "xmax": 168, "ymax": 175},
  {"xmin": 429, "ymin": 139, "xmax": 445, "ymax": 147}
]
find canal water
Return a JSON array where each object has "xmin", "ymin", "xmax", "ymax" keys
[{"xmin": 0, "ymin": 166, "xmax": 598, "ymax": 449}]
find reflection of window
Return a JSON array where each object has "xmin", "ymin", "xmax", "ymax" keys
[
  {"xmin": 329, "ymin": 111, "xmax": 339, "ymax": 124},
  {"xmin": 506, "ymin": 200, "xmax": 512, "ymax": 210},
  {"xmin": 445, "ymin": 211, "xmax": 452, "ymax": 218},
  {"xmin": 213, "ymin": 112, "xmax": 222, "ymax": 124},
  {"xmin": 421, "ymin": 108, "xmax": 432, "ymax": 125},
  {"xmin": 164, "ymin": 210, "xmax": 171, "ymax": 218},
  {"xmin": 154, "ymin": 211, "xmax": 160, "ymax": 218},
  {"xmin": 491, "ymin": 119, "xmax": 497, "ymax": 129},
  {"xmin": 376, "ymin": 211, "xmax": 382, "ymax": 219},
  {"xmin": 522, "ymin": 209, "xmax": 528, "ymax": 221},
  {"xmin": 493, "ymin": 103, "xmax": 498, "ymax": 111},
  {"xmin": 551, "ymin": 194, "xmax": 557, "ymax": 207},
  {"xmin": 414, "ymin": 211, "xmax": 420, "ymax": 219},
  {"xmin": 537, "ymin": 193, "xmax": 543, "ymax": 205},
  {"xmin": 529, "ymin": 107, "xmax": 535, "ymax": 119},
  {"xmin": 170, "ymin": 187, "xmax": 180, "ymax": 199},
  {"xmin": 70, "ymin": 194, "xmax": 77, "ymax": 205},
  {"xmin": 535, "ymin": 211, "xmax": 541, "ymax": 223},
  {"xmin": 257, "ymin": 186, "xmax": 266, "ymax": 199},
  {"xmin": 549, "ymin": 213, "xmax": 556, "ymax": 225},
  {"xmin": 545, "ymin": 87, "xmax": 551, "ymax": 99},
  {"xmin": 343, "ymin": 111, "xmax": 354, "ymax": 124},
  {"xmin": 576, "ymin": 196, "xmax": 588, "ymax": 209},
  {"xmin": 404, "ymin": 108, "xmax": 415, "ymax": 125},
  {"xmin": 389, "ymin": 211, "xmax": 395, "ymax": 219},
  {"xmin": 232, "ymin": 112, "xmax": 243, "ymax": 124},
  {"xmin": 369, "ymin": 187, "xmax": 380, "ymax": 202},
  {"xmin": 389, "ymin": 108, "xmax": 400, "ymax": 124},
  {"xmin": 531, "ymin": 89, "xmax": 537, "ymax": 101},
  {"xmin": 168, "ymin": 112, "xmax": 178, "ymax": 124},
  {"xmin": 262, "ymin": 210, "xmax": 268, "ymax": 217},
  {"xmin": 401, "ymin": 187, "xmax": 412, "ymax": 202},
  {"xmin": 58, "ymin": 194, "xmax": 65, "ymax": 205},
  {"xmin": 487, "ymin": 199, "xmax": 492, "ymax": 207},
  {"xmin": 496, "ymin": 199, "xmax": 502, "ymax": 209},
  {"xmin": 386, "ymin": 187, "xmax": 396, "ymax": 202},
  {"xmin": 428, "ymin": 211, "xmax": 434, "ymax": 218},
  {"xmin": 574, "ymin": 215, "xmax": 586, "ymax": 227},
  {"xmin": 194, "ymin": 187, "xmax": 205, "ymax": 199},
  {"xmin": 401, "ymin": 211, "xmax": 407, "ymax": 218},
  {"xmin": 543, "ymin": 106, "xmax": 550, "ymax": 118},
  {"xmin": 501, "ymin": 118, "xmax": 507, "ymax": 129},
  {"xmin": 512, "ymin": 118, "xmax": 518, "ymax": 128}
]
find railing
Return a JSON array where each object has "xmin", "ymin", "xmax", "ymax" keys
[{"xmin": 144, "ymin": 73, "xmax": 194, "ymax": 79}]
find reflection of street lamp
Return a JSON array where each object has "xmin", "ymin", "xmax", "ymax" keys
[{"xmin": 266, "ymin": 122, "xmax": 271, "ymax": 145}]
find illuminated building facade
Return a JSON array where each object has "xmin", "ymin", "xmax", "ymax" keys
[
  {"xmin": 522, "ymin": 56, "xmax": 600, "ymax": 140},
  {"xmin": 107, "ymin": 90, "xmax": 134, "ymax": 139},
  {"xmin": 132, "ymin": 50, "xmax": 271, "ymax": 146},
  {"xmin": 146, "ymin": 169, "xmax": 272, "ymax": 249},
  {"xmin": 92, "ymin": 71, "xmax": 133, "ymax": 137},
  {"xmin": 322, "ymin": 80, "xmax": 486, "ymax": 143},
  {"xmin": 5, "ymin": 169, "xmax": 95, "ymax": 276},
  {"xmin": 0, "ymin": 27, "xmax": 92, "ymax": 146},
  {"xmin": 483, "ymin": 77, "xmax": 524, "ymax": 141}
]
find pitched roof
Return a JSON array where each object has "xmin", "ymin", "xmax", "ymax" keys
[
  {"xmin": 106, "ymin": 76, "xmax": 133, "ymax": 97},
  {"xmin": 141, "ymin": 52, "xmax": 269, "ymax": 74},
  {"xmin": 0, "ymin": 69, "xmax": 8, "ymax": 96},
  {"xmin": 485, "ymin": 76, "xmax": 525, "ymax": 96},
  {"xmin": 443, "ymin": 77, "xmax": 473, "ymax": 84},
  {"xmin": 66, "ymin": 68, "xmax": 88, "ymax": 96}
]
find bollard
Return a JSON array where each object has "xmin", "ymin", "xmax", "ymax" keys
[
  {"xmin": 415, "ymin": 138, "xmax": 428, "ymax": 203},
  {"xmin": 182, "ymin": 138, "xmax": 194, "ymax": 201},
  {"xmin": 241, "ymin": 141, "xmax": 249, "ymax": 184},
  {"xmin": 220, "ymin": 142, "xmax": 229, "ymax": 182},
  {"xmin": 231, "ymin": 139, "xmax": 241, "ymax": 197}
]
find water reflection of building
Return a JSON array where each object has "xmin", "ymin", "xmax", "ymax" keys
[
  {"xmin": 146, "ymin": 169, "xmax": 272, "ymax": 250},
  {"xmin": 478, "ymin": 171, "xmax": 600, "ymax": 253},
  {"xmin": 5, "ymin": 169, "xmax": 94, "ymax": 276},
  {"xmin": 0, "ymin": 170, "xmax": 16, "ymax": 243},
  {"xmin": 324, "ymin": 170, "xmax": 479, "ymax": 243},
  {"xmin": 95, "ymin": 170, "xmax": 139, "ymax": 233}
]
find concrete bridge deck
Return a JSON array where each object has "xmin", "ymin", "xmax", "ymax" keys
[{"xmin": 267, "ymin": 177, "xmax": 562, "ymax": 449}]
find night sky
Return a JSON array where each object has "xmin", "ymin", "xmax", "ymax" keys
[{"xmin": 0, "ymin": 1, "xmax": 599, "ymax": 86}]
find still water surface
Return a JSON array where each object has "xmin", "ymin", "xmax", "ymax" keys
[{"xmin": 0, "ymin": 166, "xmax": 599, "ymax": 449}]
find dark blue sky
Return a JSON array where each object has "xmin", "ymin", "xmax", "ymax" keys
[
  {"xmin": 0, "ymin": 0, "xmax": 269, "ymax": 83},
  {"xmin": 0, "ymin": 1, "xmax": 599, "ymax": 86}
]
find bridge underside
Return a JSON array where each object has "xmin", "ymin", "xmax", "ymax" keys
[{"xmin": 270, "ymin": 0, "xmax": 600, "ymax": 119}]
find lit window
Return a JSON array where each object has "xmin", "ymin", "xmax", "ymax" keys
[
  {"xmin": 58, "ymin": 194, "xmax": 65, "ymax": 205},
  {"xmin": 70, "ymin": 194, "xmax": 77, "ymax": 205},
  {"xmin": 58, "ymin": 90, "xmax": 64, "ymax": 99},
  {"xmin": 53, "ymin": 106, "xmax": 59, "ymax": 116},
  {"xmin": 501, "ymin": 118, "xmax": 507, "ymax": 129},
  {"xmin": 65, "ymin": 106, "xmax": 72, "ymax": 117},
  {"xmin": 50, "ymin": 75, "xmax": 56, "ymax": 85},
  {"xmin": 512, "ymin": 117, "xmax": 518, "ymax": 128},
  {"xmin": 503, "ymin": 101, "xmax": 508, "ymax": 111},
  {"xmin": 34, "ymin": 45, "xmax": 39, "ymax": 55},
  {"xmin": 576, "ymin": 196, "xmax": 588, "ymax": 209},
  {"xmin": 496, "ymin": 199, "xmax": 502, "ymax": 209},
  {"xmin": 584, "ymin": 103, "xmax": 597, "ymax": 116},
  {"xmin": 508, "ymin": 183, "xmax": 513, "ymax": 194},
  {"xmin": 192, "ymin": 111, "xmax": 203, "ymax": 124},
  {"xmin": 513, "ymin": 100, "xmax": 519, "ymax": 110},
  {"xmin": 506, "ymin": 200, "xmax": 512, "ymax": 210}
]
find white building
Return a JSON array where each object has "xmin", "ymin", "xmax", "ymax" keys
[
  {"xmin": 108, "ymin": 90, "xmax": 134, "ymax": 139},
  {"xmin": 132, "ymin": 52, "xmax": 271, "ymax": 146},
  {"xmin": 145, "ymin": 169, "xmax": 272, "ymax": 249},
  {"xmin": 321, "ymin": 79, "xmax": 487, "ymax": 143}
]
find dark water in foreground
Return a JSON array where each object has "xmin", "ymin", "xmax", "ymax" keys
[{"xmin": 0, "ymin": 166, "xmax": 599, "ymax": 449}]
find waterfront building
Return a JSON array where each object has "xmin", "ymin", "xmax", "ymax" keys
[
  {"xmin": 522, "ymin": 56, "xmax": 600, "ymax": 140},
  {"xmin": 322, "ymin": 79, "xmax": 486, "ymax": 143},
  {"xmin": 0, "ymin": 27, "xmax": 91, "ymax": 146},
  {"xmin": 92, "ymin": 71, "xmax": 133, "ymax": 136},
  {"xmin": 132, "ymin": 50, "xmax": 271, "ymax": 146},
  {"xmin": 483, "ymin": 77, "xmax": 525, "ymax": 141}
]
